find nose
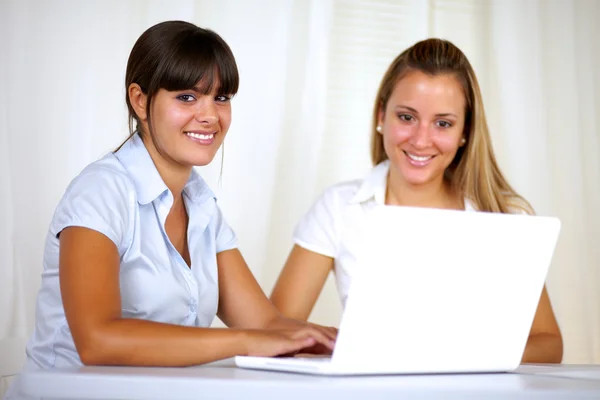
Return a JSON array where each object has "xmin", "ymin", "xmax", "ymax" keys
[
  {"xmin": 195, "ymin": 97, "xmax": 219, "ymax": 125},
  {"xmin": 410, "ymin": 122, "xmax": 432, "ymax": 149}
]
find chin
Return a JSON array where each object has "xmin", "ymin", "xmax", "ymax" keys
[
  {"xmin": 181, "ymin": 152, "xmax": 219, "ymax": 167},
  {"xmin": 405, "ymin": 171, "xmax": 441, "ymax": 186},
  {"xmin": 190, "ymin": 158, "xmax": 215, "ymax": 167},
  {"xmin": 399, "ymin": 169, "xmax": 431, "ymax": 186},
  {"xmin": 405, "ymin": 179, "xmax": 431, "ymax": 187}
]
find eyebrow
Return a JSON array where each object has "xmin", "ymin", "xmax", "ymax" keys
[
  {"xmin": 395, "ymin": 105, "xmax": 458, "ymax": 118},
  {"xmin": 191, "ymin": 81, "xmax": 222, "ymax": 94},
  {"xmin": 191, "ymin": 85, "xmax": 213, "ymax": 94}
]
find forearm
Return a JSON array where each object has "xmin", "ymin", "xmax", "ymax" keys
[
  {"xmin": 521, "ymin": 333, "xmax": 563, "ymax": 364},
  {"xmin": 77, "ymin": 319, "xmax": 248, "ymax": 367},
  {"xmin": 263, "ymin": 313, "xmax": 299, "ymax": 330}
]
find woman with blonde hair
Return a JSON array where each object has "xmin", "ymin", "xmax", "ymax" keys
[{"xmin": 271, "ymin": 38, "xmax": 562, "ymax": 363}]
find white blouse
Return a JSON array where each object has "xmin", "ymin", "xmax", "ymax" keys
[
  {"xmin": 24, "ymin": 133, "xmax": 237, "ymax": 371},
  {"xmin": 293, "ymin": 160, "xmax": 476, "ymax": 307}
]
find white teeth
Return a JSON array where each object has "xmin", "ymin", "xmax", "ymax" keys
[
  {"xmin": 407, "ymin": 152, "xmax": 433, "ymax": 162},
  {"xmin": 186, "ymin": 132, "xmax": 214, "ymax": 140}
]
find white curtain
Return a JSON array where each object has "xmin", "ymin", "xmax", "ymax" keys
[{"xmin": 1, "ymin": 0, "xmax": 598, "ymax": 393}]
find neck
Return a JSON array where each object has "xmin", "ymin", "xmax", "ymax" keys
[
  {"xmin": 141, "ymin": 135, "xmax": 191, "ymax": 201},
  {"xmin": 386, "ymin": 165, "xmax": 462, "ymax": 210}
]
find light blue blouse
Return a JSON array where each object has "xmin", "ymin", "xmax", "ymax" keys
[{"xmin": 24, "ymin": 133, "xmax": 237, "ymax": 369}]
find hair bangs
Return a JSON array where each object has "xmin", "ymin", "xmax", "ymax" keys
[{"xmin": 155, "ymin": 29, "xmax": 239, "ymax": 96}]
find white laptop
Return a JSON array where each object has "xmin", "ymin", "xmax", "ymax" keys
[{"xmin": 235, "ymin": 205, "xmax": 561, "ymax": 376}]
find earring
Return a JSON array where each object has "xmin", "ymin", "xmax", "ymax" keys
[
  {"xmin": 376, "ymin": 125, "xmax": 383, "ymax": 133},
  {"xmin": 460, "ymin": 137, "xmax": 466, "ymax": 146}
]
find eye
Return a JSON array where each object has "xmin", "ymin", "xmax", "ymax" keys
[
  {"xmin": 398, "ymin": 114, "xmax": 414, "ymax": 122},
  {"xmin": 436, "ymin": 120, "xmax": 452, "ymax": 128},
  {"xmin": 215, "ymin": 94, "xmax": 231, "ymax": 102},
  {"xmin": 176, "ymin": 94, "xmax": 196, "ymax": 102}
]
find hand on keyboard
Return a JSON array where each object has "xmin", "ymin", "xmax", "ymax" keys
[{"xmin": 243, "ymin": 317, "xmax": 337, "ymax": 358}]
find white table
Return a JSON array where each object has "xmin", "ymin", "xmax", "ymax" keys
[{"xmin": 16, "ymin": 360, "xmax": 600, "ymax": 400}]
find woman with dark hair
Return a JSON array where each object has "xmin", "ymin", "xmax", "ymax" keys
[{"xmin": 9, "ymin": 20, "xmax": 336, "ymax": 389}]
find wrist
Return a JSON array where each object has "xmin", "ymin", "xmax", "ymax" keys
[
  {"xmin": 264, "ymin": 314, "xmax": 292, "ymax": 330},
  {"xmin": 232, "ymin": 329, "xmax": 252, "ymax": 356},
  {"xmin": 260, "ymin": 310, "xmax": 283, "ymax": 329},
  {"xmin": 265, "ymin": 315, "xmax": 308, "ymax": 332}
]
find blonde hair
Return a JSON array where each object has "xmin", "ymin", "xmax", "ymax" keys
[{"xmin": 371, "ymin": 38, "xmax": 532, "ymax": 214}]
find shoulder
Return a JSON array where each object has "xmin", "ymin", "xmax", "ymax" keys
[
  {"xmin": 316, "ymin": 179, "xmax": 364, "ymax": 208},
  {"xmin": 294, "ymin": 178, "xmax": 368, "ymax": 257},
  {"xmin": 300, "ymin": 178, "xmax": 365, "ymax": 225},
  {"xmin": 296, "ymin": 178, "xmax": 363, "ymax": 233},
  {"xmin": 64, "ymin": 153, "xmax": 137, "ymax": 202},
  {"xmin": 51, "ymin": 153, "xmax": 138, "ymax": 248}
]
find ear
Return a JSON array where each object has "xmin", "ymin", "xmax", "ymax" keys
[
  {"xmin": 128, "ymin": 83, "xmax": 148, "ymax": 121},
  {"xmin": 377, "ymin": 104, "xmax": 385, "ymax": 134}
]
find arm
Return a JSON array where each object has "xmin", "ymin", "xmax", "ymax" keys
[
  {"xmin": 60, "ymin": 227, "xmax": 334, "ymax": 367},
  {"xmin": 521, "ymin": 286, "xmax": 563, "ymax": 363},
  {"xmin": 270, "ymin": 245, "xmax": 334, "ymax": 321},
  {"xmin": 216, "ymin": 248, "xmax": 337, "ymax": 342}
]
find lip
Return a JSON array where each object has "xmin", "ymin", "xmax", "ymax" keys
[
  {"xmin": 402, "ymin": 150, "xmax": 436, "ymax": 167},
  {"xmin": 184, "ymin": 130, "xmax": 217, "ymax": 145}
]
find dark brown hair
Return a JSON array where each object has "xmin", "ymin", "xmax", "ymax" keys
[{"xmin": 123, "ymin": 20, "xmax": 239, "ymax": 143}]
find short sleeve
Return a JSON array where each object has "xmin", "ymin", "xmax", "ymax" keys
[
  {"xmin": 293, "ymin": 188, "xmax": 340, "ymax": 258},
  {"xmin": 51, "ymin": 167, "xmax": 134, "ymax": 253},
  {"xmin": 213, "ymin": 204, "xmax": 238, "ymax": 253}
]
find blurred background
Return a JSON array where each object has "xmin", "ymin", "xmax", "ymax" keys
[{"xmin": 1, "ymin": 0, "xmax": 599, "ymax": 393}]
